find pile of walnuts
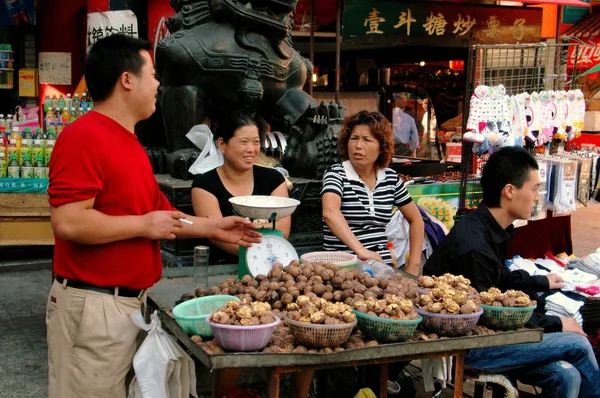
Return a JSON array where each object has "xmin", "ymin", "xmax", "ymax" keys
[
  {"xmin": 209, "ymin": 300, "xmax": 277, "ymax": 326},
  {"xmin": 416, "ymin": 286, "xmax": 480, "ymax": 315},
  {"xmin": 418, "ymin": 273, "xmax": 478, "ymax": 297},
  {"xmin": 352, "ymin": 294, "xmax": 419, "ymax": 320},
  {"xmin": 479, "ymin": 288, "xmax": 536, "ymax": 308},
  {"xmin": 181, "ymin": 260, "xmax": 419, "ymax": 321},
  {"xmin": 286, "ymin": 295, "xmax": 356, "ymax": 325}
]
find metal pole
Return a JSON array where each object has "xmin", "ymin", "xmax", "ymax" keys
[
  {"xmin": 335, "ymin": 0, "xmax": 342, "ymax": 104},
  {"xmin": 308, "ymin": 0, "xmax": 315, "ymax": 96}
]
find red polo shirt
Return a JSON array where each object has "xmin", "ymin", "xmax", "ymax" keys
[{"xmin": 48, "ymin": 111, "xmax": 173, "ymax": 289}]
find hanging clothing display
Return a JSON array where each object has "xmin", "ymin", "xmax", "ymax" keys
[{"xmin": 464, "ymin": 85, "xmax": 586, "ymax": 155}]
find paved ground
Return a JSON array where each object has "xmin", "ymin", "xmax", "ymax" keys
[{"xmin": 0, "ymin": 204, "xmax": 598, "ymax": 397}]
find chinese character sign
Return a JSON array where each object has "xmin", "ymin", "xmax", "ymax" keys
[
  {"xmin": 39, "ymin": 52, "xmax": 72, "ymax": 85},
  {"xmin": 87, "ymin": 11, "xmax": 139, "ymax": 52},
  {"xmin": 343, "ymin": 0, "xmax": 542, "ymax": 46}
]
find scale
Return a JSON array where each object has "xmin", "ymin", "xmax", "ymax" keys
[{"xmin": 229, "ymin": 196, "xmax": 301, "ymax": 278}]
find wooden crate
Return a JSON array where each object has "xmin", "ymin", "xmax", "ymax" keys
[{"xmin": 0, "ymin": 193, "xmax": 54, "ymax": 246}]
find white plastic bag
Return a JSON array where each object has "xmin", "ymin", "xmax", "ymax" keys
[
  {"xmin": 385, "ymin": 210, "xmax": 410, "ymax": 265},
  {"xmin": 128, "ymin": 310, "xmax": 197, "ymax": 398},
  {"xmin": 187, "ymin": 124, "xmax": 224, "ymax": 175}
]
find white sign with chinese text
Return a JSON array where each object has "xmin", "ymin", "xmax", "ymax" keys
[
  {"xmin": 87, "ymin": 10, "xmax": 138, "ymax": 52},
  {"xmin": 38, "ymin": 52, "xmax": 71, "ymax": 85}
]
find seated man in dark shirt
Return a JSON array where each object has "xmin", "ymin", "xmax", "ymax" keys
[{"xmin": 424, "ymin": 147, "xmax": 600, "ymax": 398}]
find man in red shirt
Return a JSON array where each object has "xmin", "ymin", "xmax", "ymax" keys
[{"xmin": 46, "ymin": 34, "xmax": 260, "ymax": 398}]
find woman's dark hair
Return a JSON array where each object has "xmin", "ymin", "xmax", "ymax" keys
[
  {"xmin": 215, "ymin": 111, "xmax": 258, "ymax": 142},
  {"xmin": 338, "ymin": 110, "xmax": 394, "ymax": 169},
  {"xmin": 85, "ymin": 34, "xmax": 152, "ymax": 102},
  {"xmin": 481, "ymin": 147, "xmax": 539, "ymax": 208}
]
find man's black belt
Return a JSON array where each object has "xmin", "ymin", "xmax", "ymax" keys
[{"xmin": 55, "ymin": 276, "xmax": 143, "ymax": 298}]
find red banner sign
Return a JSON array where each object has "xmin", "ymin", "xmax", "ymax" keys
[{"xmin": 568, "ymin": 38, "xmax": 600, "ymax": 69}]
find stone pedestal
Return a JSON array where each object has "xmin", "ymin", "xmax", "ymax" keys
[{"xmin": 156, "ymin": 174, "xmax": 324, "ymax": 267}]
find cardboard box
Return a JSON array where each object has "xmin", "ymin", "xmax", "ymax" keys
[{"xmin": 18, "ymin": 68, "xmax": 38, "ymax": 97}]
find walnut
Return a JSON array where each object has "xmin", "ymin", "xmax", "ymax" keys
[
  {"xmin": 281, "ymin": 293, "xmax": 294, "ymax": 305},
  {"xmin": 298, "ymin": 316, "xmax": 311, "ymax": 323},
  {"xmin": 398, "ymin": 299, "xmax": 414, "ymax": 314},
  {"xmin": 288, "ymin": 310, "xmax": 301, "ymax": 321},
  {"xmin": 515, "ymin": 296, "xmax": 531, "ymax": 307},
  {"xmin": 418, "ymin": 275, "xmax": 437, "ymax": 288},
  {"xmin": 342, "ymin": 311, "xmax": 356, "ymax": 323},
  {"xmin": 260, "ymin": 314, "xmax": 276, "ymax": 324},
  {"xmin": 427, "ymin": 302, "xmax": 443, "ymax": 313},
  {"xmin": 310, "ymin": 311, "xmax": 326, "ymax": 324},
  {"xmin": 190, "ymin": 335, "xmax": 203, "ymax": 344},
  {"xmin": 296, "ymin": 295, "xmax": 311, "ymax": 307},
  {"xmin": 211, "ymin": 310, "xmax": 230, "ymax": 324},
  {"xmin": 293, "ymin": 345, "xmax": 308, "ymax": 353},
  {"xmin": 286, "ymin": 303, "xmax": 300, "ymax": 312},
  {"xmin": 322, "ymin": 291, "xmax": 334, "ymax": 302},
  {"xmin": 385, "ymin": 303, "xmax": 399, "ymax": 316}
]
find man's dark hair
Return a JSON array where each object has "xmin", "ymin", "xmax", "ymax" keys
[
  {"xmin": 481, "ymin": 147, "xmax": 539, "ymax": 208},
  {"xmin": 85, "ymin": 34, "xmax": 152, "ymax": 102}
]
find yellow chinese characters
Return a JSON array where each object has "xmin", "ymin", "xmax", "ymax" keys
[
  {"xmin": 423, "ymin": 12, "xmax": 447, "ymax": 36},
  {"xmin": 484, "ymin": 15, "xmax": 501, "ymax": 38},
  {"xmin": 393, "ymin": 9, "xmax": 417, "ymax": 35},
  {"xmin": 364, "ymin": 8, "xmax": 385, "ymax": 35},
  {"xmin": 453, "ymin": 14, "xmax": 476, "ymax": 36},
  {"xmin": 513, "ymin": 18, "xmax": 526, "ymax": 41}
]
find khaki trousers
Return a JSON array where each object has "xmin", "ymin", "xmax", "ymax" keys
[{"xmin": 46, "ymin": 279, "xmax": 144, "ymax": 398}]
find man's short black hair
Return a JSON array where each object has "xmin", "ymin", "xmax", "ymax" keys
[
  {"xmin": 85, "ymin": 34, "xmax": 152, "ymax": 102},
  {"xmin": 481, "ymin": 147, "xmax": 539, "ymax": 208}
]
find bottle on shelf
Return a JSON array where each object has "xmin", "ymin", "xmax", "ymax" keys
[
  {"xmin": 70, "ymin": 107, "xmax": 76, "ymax": 123},
  {"xmin": 34, "ymin": 127, "xmax": 42, "ymax": 140},
  {"xmin": 58, "ymin": 94, "xmax": 66, "ymax": 109},
  {"xmin": 44, "ymin": 138, "xmax": 55, "ymax": 177},
  {"xmin": 20, "ymin": 128, "xmax": 32, "ymax": 167},
  {"xmin": 33, "ymin": 153, "xmax": 45, "ymax": 179},
  {"xmin": 43, "ymin": 95, "xmax": 51, "ymax": 113},
  {"xmin": 193, "ymin": 245, "xmax": 210, "ymax": 288},
  {"xmin": 46, "ymin": 128, "xmax": 57, "ymax": 141},
  {"xmin": 66, "ymin": 93, "xmax": 72, "ymax": 109},
  {"xmin": 62, "ymin": 107, "xmax": 70, "ymax": 128},
  {"xmin": 0, "ymin": 150, "xmax": 6, "ymax": 178},
  {"xmin": 12, "ymin": 127, "xmax": 21, "ymax": 164},
  {"xmin": 7, "ymin": 151, "xmax": 19, "ymax": 178},
  {"xmin": 21, "ymin": 154, "xmax": 32, "ymax": 178},
  {"xmin": 72, "ymin": 93, "xmax": 80, "ymax": 109},
  {"xmin": 387, "ymin": 242, "xmax": 398, "ymax": 268},
  {"xmin": 51, "ymin": 93, "xmax": 58, "ymax": 109},
  {"xmin": 5, "ymin": 114, "xmax": 12, "ymax": 131},
  {"xmin": 0, "ymin": 125, "xmax": 6, "ymax": 147}
]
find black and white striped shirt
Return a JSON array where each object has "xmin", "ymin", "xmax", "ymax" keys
[{"xmin": 321, "ymin": 160, "xmax": 412, "ymax": 265}]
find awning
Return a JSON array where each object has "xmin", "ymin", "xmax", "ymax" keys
[
  {"xmin": 563, "ymin": 9, "xmax": 600, "ymax": 38},
  {"xmin": 523, "ymin": 0, "xmax": 590, "ymax": 5}
]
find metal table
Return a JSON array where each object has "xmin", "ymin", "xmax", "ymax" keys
[{"xmin": 149, "ymin": 295, "xmax": 543, "ymax": 398}]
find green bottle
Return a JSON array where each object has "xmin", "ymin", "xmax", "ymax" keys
[
  {"xmin": 46, "ymin": 128, "xmax": 57, "ymax": 141},
  {"xmin": 7, "ymin": 152, "xmax": 19, "ymax": 178},
  {"xmin": 21, "ymin": 154, "xmax": 33, "ymax": 178},
  {"xmin": 33, "ymin": 154, "xmax": 45, "ymax": 179},
  {"xmin": 0, "ymin": 151, "xmax": 6, "ymax": 178},
  {"xmin": 35, "ymin": 127, "xmax": 43, "ymax": 139}
]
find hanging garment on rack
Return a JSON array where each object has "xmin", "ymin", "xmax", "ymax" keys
[{"xmin": 510, "ymin": 95, "xmax": 525, "ymax": 147}]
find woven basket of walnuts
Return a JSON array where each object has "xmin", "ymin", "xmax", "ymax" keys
[
  {"xmin": 478, "ymin": 288, "xmax": 537, "ymax": 330},
  {"xmin": 284, "ymin": 295, "xmax": 357, "ymax": 348}
]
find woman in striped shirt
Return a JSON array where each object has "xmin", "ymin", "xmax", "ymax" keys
[{"xmin": 322, "ymin": 110, "xmax": 425, "ymax": 276}]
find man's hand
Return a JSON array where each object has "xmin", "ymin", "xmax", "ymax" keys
[
  {"xmin": 211, "ymin": 216, "xmax": 262, "ymax": 247},
  {"xmin": 561, "ymin": 317, "xmax": 587, "ymax": 337},
  {"xmin": 142, "ymin": 211, "xmax": 186, "ymax": 240},
  {"xmin": 356, "ymin": 248, "xmax": 383, "ymax": 262},
  {"xmin": 547, "ymin": 273, "xmax": 565, "ymax": 290}
]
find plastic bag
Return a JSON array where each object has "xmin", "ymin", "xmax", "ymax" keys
[
  {"xmin": 187, "ymin": 124, "xmax": 224, "ymax": 175},
  {"xmin": 128, "ymin": 310, "xmax": 197, "ymax": 398},
  {"xmin": 385, "ymin": 210, "xmax": 410, "ymax": 265}
]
